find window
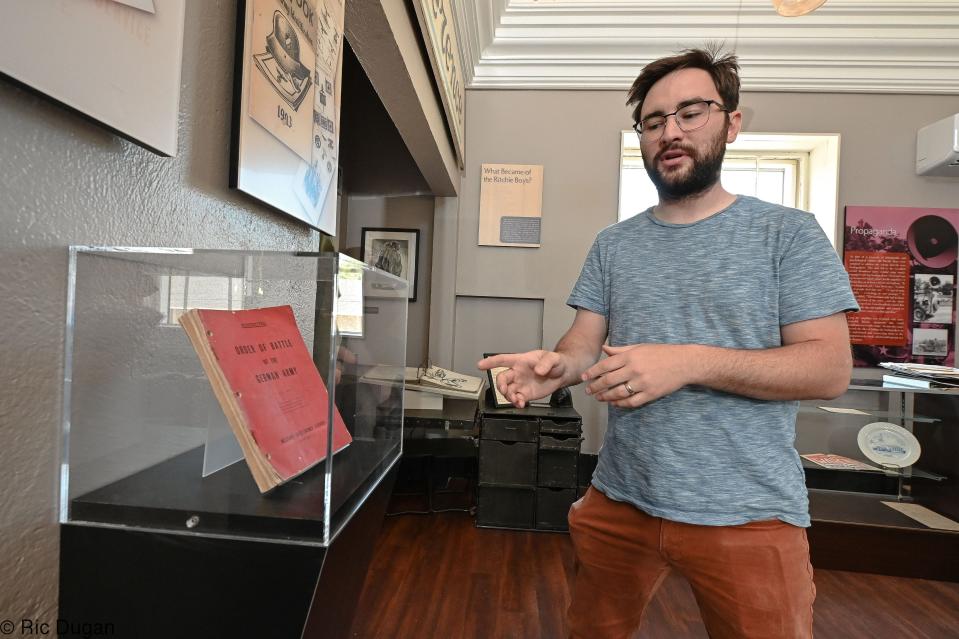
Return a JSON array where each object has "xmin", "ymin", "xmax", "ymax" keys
[
  {"xmin": 618, "ymin": 132, "xmax": 841, "ymax": 247},
  {"xmin": 159, "ymin": 274, "xmax": 245, "ymax": 325}
]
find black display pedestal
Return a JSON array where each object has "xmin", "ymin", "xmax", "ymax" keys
[{"xmin": 59, "ymin": 443, "xmax": 397, "ymax": 639}]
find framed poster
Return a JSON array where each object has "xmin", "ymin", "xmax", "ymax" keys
[
  {"xmin": 0, "ymin": 0, "xmax": 186, "ymax": 156},
  {"xmin": 231, "ymin": 0, "xmax": 344, "ymax": 234},
  {"xmin": 844, "ymin": 205, "xmax": 959, "ymax": 367},
  {"xmin": 361, "ymin": 228, "xmax": 419, "ymax": 302}
]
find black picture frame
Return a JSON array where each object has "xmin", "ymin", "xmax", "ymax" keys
[{"xmin": 361, "ymin": 227, "xmax": 419, "ymax": 302}]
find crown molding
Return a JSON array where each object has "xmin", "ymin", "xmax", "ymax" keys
[{"xmin": 455, "ymin": 0, "xmax": 959, "ymax": 93}]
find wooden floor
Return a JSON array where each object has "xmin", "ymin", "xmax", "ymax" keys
[{"xmin": 351, "ymin": 512, "xmax": 959, "ymax": 639}]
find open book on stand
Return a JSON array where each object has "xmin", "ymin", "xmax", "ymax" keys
[
  {"xmin": 412, "ymin": 365, "xmax": 485, "ymax": 399},
  {"xmin": 179, "ymin": 305, "xmax": 352, "ymax": 493},
  {"xmin": 361, "ymin": 364, "xmax": 485, "ymax": 400}
]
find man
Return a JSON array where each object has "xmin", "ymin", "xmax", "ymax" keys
[{"xmin": 478, "ymin": 47, "xmax": 858, "ymax": 638}]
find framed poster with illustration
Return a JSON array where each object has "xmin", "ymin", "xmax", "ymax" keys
[
  {"xmin": 361, "ymin": 228, "xmax": 419, "ymax": 301},
  {"xmin": 231, "ymin": 0, "xmax": 345, "ymax": 234}
]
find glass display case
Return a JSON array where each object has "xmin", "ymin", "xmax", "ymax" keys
[
  {"xmin": 61, "ymin": 247, "xmax": 408, "ymax": 547},
  {"xmin": 796, "ymin": 377, "xmax": 959, "ymax": 580}
]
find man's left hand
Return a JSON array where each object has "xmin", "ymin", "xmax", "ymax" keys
[{"xmin": 582, "ymin": 343, "xmax": 696, "ymax": 408}]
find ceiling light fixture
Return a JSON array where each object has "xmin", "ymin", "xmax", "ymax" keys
[{"xmin": 772, "ymin": 0, "xmax": 828, "ymax": 17}]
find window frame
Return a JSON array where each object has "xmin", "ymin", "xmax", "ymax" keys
[{"xmin": 618, "ymin": 131, "xmax": 841, "ymax": 247}]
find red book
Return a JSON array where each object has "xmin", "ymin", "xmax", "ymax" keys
[{"xmin": 180, "ymin": 305, "xmax": 351, "ymax": 493}]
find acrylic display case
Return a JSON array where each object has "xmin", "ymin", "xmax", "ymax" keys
[
  {"xmin": 59, "ymin": 247, "xmax": 410, "ymax": 638},
  {"xmin": 796, "ymin": 377, "xmax": 959, "ymax": 581},
  {"xmin": 61, "ymin": 247, "xmax": 408, "ymax": 546}
]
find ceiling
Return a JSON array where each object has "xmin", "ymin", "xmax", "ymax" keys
[{"xmin": 453, "ymin": 0, "xmax": 959, "ymax": 93}]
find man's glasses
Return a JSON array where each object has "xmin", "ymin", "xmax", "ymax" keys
[{"xmin": 633, "ymin": 100, "xmax": 729, "ymax": 141}]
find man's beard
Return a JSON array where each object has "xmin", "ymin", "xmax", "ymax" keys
[{"xmin": 643, "ymin": 128, "xmax": 726, "ymax": 202}]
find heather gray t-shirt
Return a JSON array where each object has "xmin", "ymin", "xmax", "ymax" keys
[{"xmin": 567, "ymin": 195, "xmax": 859, "ymax": 527}]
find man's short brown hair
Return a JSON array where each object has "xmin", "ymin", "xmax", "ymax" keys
[{"xmin": 626, "ymin": 46, "xmax": 740, "ymax": 125}]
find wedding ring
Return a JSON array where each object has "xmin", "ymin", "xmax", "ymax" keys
[{"xmin": 624, "ymin": 382, "xmax": 636, "ymax": 395}]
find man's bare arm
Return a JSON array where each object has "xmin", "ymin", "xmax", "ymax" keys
[
  {"xmin": 586, "ymin": 313, "xmax": 852, "ymax": 407},
  {"xmin": 551, "ymin": 308, "xmax": 609, "ymax": 386},
  {"xmin": 689, "ymin": 313, "xmax": 852, "ymax": 400}
]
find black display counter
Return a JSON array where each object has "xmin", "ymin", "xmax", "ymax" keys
[{"xmin": 59, "ymin": 439, "xmax": 398, "ymax": 639}]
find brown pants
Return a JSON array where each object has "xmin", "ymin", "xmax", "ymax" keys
[{"xmin": 567, "ymin": 487, "xmax": 816, "ymax": 639}]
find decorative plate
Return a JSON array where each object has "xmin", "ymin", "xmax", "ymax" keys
[{"xmin": 857, "ymin": 422, "xmax": 921, "ymax": 468}]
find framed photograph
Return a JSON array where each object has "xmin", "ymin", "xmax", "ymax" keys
[
  {"xmin": 231, "ymin": 0, "xmax": 345, "ymax": 234},
  {"xmin": 361, "ymin": 228, "xmax": 419, "ymax": 301}
]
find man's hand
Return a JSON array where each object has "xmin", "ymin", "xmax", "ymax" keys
[
  {"xmin": 583, "ymin": 343, "xmax": 696, "ymax": 408},
  {"xmin": 478, "ymin": 350, "xmax": 570, "ymax": 408}
]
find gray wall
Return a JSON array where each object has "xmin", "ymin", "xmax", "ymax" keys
[
  {"xmin": 0, "ymin": 2, "xmax": 318, "ymax": 616},
  {"xmin": 452, "ymin": 296, "xmax": 544, "ymax": 375},
  {"xmin": 342, "ymin": 194, "xmax": 435, "ymax": 366},
  {"xmin": 456, "ymin": 89, "xmax": 959, "ymax": 451}
]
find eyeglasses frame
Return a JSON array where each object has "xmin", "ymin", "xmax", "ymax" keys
[{"xmin": 633, "ymin": 99, "xmax": 730, "ymax": 141}]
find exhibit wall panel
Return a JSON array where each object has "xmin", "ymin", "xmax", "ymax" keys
[
  {"xmin": 0, "ymin": 1, "xmax": 318, "ymax": 618},
  {"xmin": 458, "ymin": 89, "xmax": 959, "ymax": 453}
]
